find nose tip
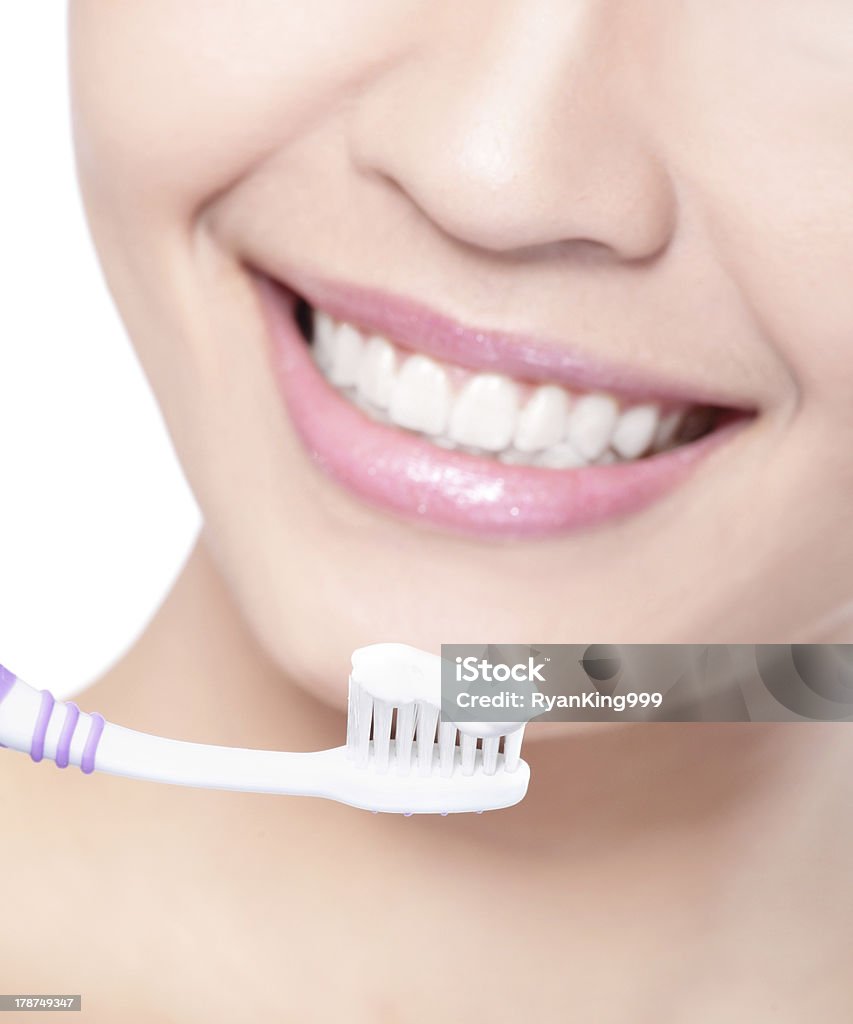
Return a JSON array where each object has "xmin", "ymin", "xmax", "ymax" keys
[
  {"xmin": 348, "ymin": 9, "xmax": 678, "ymax": 264},
  {"xmin": 386, "ymin": 118, "xmax": 677, "ymax": 261}
]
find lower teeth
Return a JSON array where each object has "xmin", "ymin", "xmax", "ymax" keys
[{"xmin": 339, "ymin": 384, "xmax": 708, "ymax": 468}]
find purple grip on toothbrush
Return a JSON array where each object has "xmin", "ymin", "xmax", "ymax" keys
[
  {"xmin": 55, "ymin": 701, "xmax": 80, "ymax": 769},
  {"xmin": 30, "ymin": 689, "xmax": 56, "ymax": 762},
  {"xmin": 0, "ymin": 668, "xmax": 105, "ymax": 771}
]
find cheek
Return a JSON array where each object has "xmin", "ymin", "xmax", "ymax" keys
[
  {"xmin": 695, "ymin": 150, "xmax": 853, "ymax": 414},
  {"xmin": 70, "ymin": 2, "xmax": 310, "ymax": 214},
  {"xmin": 68, "ymin": 0, "xmax": 421, "ymax": 218},
  {"xmin": 662, "ymin": 4, "xmax": 853, "ymax": 411}
]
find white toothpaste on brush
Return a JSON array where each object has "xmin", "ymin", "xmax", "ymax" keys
[{"xmin": 350, "ymin": 642, "xmax": 526, "ymax": 739}]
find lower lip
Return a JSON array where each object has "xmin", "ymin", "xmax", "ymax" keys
[{"xmin": 258, "ymin": 275, "xmax": 736, "ymax": 539}]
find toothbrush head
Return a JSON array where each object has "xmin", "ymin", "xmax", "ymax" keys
[{"xmin": 343, "ymin": 644, "xmax": 530, "ymax": 815}]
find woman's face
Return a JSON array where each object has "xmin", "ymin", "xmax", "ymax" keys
[{"xmin": 69, "ymin": 1, "xmax": 853, "ymax": 699}]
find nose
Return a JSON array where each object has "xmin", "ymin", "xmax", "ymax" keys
[{"xmin": 348, "ymin": 1, "xmax": 677, "ymax": 262}]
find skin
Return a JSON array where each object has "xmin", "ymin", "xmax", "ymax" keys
[{"xmin": 1, "ymin": 1, "xmax": 852, "ymax": 1019}]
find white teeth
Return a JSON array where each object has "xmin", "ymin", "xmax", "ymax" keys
[
  {"xmin": 310, "ymin": 310, "xmax": 706, "ymax": 466},
  {"xmin": 498, "ymin": 447, "xmax": 534, "ymax": 465},
  {"xmin": 328, "ymin": 322, "xmax": 364, "ymax": 388},
  {"xmin": 514, "ymin": 385, "xmax": 570, "ymax": 452},
  {"xmin": 565, "ymin": 393, "xmax": 619, "ymax": 460},
  {"xmin": 357, "ymin": 335, "xmax": 397, "ymax": 409},
  {"xmin": 448, "ymin": 374, "xmax": 519, "ymax": 451},
  {"xmin": 653, "ymin": 410, "xmax": 683, "ymax": 451},
  {"xmin": 312, "ymin": 310, "xmax": 337, "ymax": 372},
  {"xmin": 611, "ymin": 404, "xmax": 659, "ymax": 459},
  {"xmin": 389, "ymin": 354, "xmax": 451, "ymax": 435},
  {"xmin": 534, "ymin": 440, "xmax": 587, "ymax": 469}
]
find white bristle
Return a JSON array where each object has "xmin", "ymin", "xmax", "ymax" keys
[
  {"xmin": 460, "ymin": 733, "xmax": 477, "ymax": 776},
  {"xmin": 346, "ymin": 677, "xmax": 358, "ymax": 759},
  {"xmin": 503, "ymin": 725, "xmax": 526, "ymax": 773},
  {"xmin": 373, "ymin": 699, "xmax": 393, "ymax": 773},
  {"xmin": 416, "ymin": 702, "xmax": 439, "ymax": 776},
  {"xmin": 395, "ymin": 702, "xmax": 416, "ymax": 775},
  {"xmin": 438, "ymin": 720, "xmax": 457, "ymax": 778},
  {"xmin": 482, "ymin": 736, "xmax": 500, "ymax": 776},
  {"xmin": 354, "ymin": 684, "xmax": 374, "ymax": 769}
]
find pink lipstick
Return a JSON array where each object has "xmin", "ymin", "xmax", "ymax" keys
[{"xmin": 255, "ymin": 272, "xmax": 745, "ymax": 538}]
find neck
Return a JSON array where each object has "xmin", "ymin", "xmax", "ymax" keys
[{"xmin": 77, "ymin": 535, "xmax": 852, "ymax": 1018}]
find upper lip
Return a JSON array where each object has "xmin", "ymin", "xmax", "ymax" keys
[{"xmin": 273, "ymin": 267, "xmax": 746, "ymax": 410}]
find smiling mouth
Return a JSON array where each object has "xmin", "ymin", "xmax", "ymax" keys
[
  {"xmin": 256, "ymin": 269, "xmax": 751, "ymax": 537},
  {"xmin": 293, "ymin": 297, "xmax": 720, "ymax": 469}
]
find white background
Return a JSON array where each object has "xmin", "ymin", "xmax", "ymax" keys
[{"xmin": 0, "ymin": 9, "xmax": 200, "ymax": 698}]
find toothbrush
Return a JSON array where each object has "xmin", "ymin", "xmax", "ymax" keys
[{"xmin": 0, "ymin": 644, "xmax": 529, "ymax": 814}]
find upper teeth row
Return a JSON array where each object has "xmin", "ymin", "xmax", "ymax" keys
[{"xmin": 311, "ymin": 310, "xmax": 692, "ymax": 466}]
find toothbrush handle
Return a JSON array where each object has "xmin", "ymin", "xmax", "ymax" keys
[
  {"xmin": 0, "ymin": 665, "xmax": 342, "ymax": 796},
  {"xmin": 0, "ymin": 665, "xmax": 102, "ymax": 770}
]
